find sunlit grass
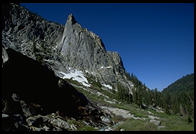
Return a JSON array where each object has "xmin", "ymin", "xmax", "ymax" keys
[
  {"xmin": 114, "ymin": 119, "xmax": 157, "ymax": 131},
  {"xmin": 66, "ymin": 78, "xmax": 194, "ymax": 131}
]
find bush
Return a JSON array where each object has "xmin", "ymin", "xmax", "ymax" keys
[
  {"xmin": 86, "ymin": 75, "xmax": 102, "ymax": 89},
  {"xmin": 187, "ymin": 116, "xmax": 192, "ymax": 124},
  {"xmin": 36, "ymin": 55, "xmax": 43, "ymax": 63}
]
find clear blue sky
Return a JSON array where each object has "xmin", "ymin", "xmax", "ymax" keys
[{"xmin": 21, "ymin": 3, "xmax": 194, "ymax": 91}]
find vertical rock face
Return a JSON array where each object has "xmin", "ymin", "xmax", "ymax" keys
[
  {"xmin": 2, "ymin": 3, "xmax": 134, "ymax": 94},
  {"xmin": 57, "ymin": 13, "xmax": 133, "ymax": 93},
  {"xmin": 57, "ymin": 13, "xmax": 107, "ymax": 72},
  {"xmin": 2, "ymin": 3, "xmax": 64, "ymax": 60}
]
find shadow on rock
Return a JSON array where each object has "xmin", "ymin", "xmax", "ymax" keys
[{"xmin": 2, "ymin": 48, "xmax": 90, "ymax": 118}]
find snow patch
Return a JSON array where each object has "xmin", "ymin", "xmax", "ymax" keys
[
  {"xmin": 58, "ymin": 70, "xmax": 91, "ymax": 87},
  {"xmin": 130, "ymin": 84, "xmax": 134, "ymax": 87},
  {"xmin": 106, "ymin": 66, "xmax": 112, "ymax": 69},
  {"xmin": 85, "ymin": 70, "xmax": 89, "ymax": 73},
  {"xmin": 2, "ymin": 114, "xmax": 9, "ymax": 118},
  {"xmin": 102, "ymin": 84, "xmax": 112, "ymax": 89},
  {"xmin": 100, "ymin": 66, "xmax": 112, "ymax": 69},
  {"xmin": 85, "ymin": 70, "xmax": 96, "ymax": 76}
]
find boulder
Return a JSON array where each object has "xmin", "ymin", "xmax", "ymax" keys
[{"xmin": 150, "ymin": 119, "xmax": 161, "ymax": 126}]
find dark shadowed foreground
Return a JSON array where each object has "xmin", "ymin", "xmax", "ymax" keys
[{"xmin": 2, "ymin": 48, "xmax": 106, "ymax": 131}]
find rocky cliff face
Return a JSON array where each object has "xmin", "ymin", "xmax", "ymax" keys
[
  {"xmin": 2, "ymin": 4, "xmax": 63, "ymax": 59},
  {"xmin": 2, "ymin": 3, "xmax": 134, "ymax": 95},
  {"xmin": 56, "ymin": 13, "xmax": 133, "ymax": 93}
]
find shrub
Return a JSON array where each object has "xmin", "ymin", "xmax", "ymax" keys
[{"xmin": 86, "ymin": 75, "xmax": 102, "ymax": 89}]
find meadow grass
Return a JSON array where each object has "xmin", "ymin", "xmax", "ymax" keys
[
  {"xmin": 114, "ymin": 119, "xmax": 157, "ymax": 131},
  {"xmin": 66, "ymin": 79, "xmax": 194, "ymax": 131}
]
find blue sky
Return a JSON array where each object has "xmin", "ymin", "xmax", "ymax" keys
[{"xmin": 21, "ymin": 3, "xmax": 194, "ymax": 91}]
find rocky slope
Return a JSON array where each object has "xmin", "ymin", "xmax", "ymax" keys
[
  {"xmin": 2, "ymin": 3, "xmax": 194, "ymax": 131},
  {"xmin": 1, "ymin": 3, "xmax": 132, "ymax": 131},
  {"xmin": 1, "ymin": 3, "xmax": 139, "ymax": 131},
  {"xmin": 2, "ymin": 3, "xmax": 134, "ymax": 95},
  {"xmin": 2, "ymin": 47, "xmax": 112, "ymax": 131}
]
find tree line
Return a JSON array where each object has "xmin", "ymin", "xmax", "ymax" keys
[{"xmin": 116, "ymin": 72, "xmax": 194, "ymax": 121}]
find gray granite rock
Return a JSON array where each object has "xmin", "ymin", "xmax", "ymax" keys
[
  {"xmin": 2, "ymin": 46, "xmax": 8, "ymax": 67},
  {"xmin": 2, "ymin": 3, "xmax": 134, "ymax": 96},
  {"xmin": 56, "ymin": 14, "xmax": 134, "ymax": 94},
  {"xmin": 150, "ymin": 119, "xmax": 161, "ymax": 126}
]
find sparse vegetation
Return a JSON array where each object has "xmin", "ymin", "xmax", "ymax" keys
[
  {"xmin": 65, "ymin": 78, "xmax": 82, "ymax": 86},
  {"xmin": 63, "ymin": 72, "xmax": 194, "ymax": 131},
  {"xmin": 78, "ymin": 126, "xmax": 98, "ymax": 131},
  {"xmin": 86, "ymin": 74, "xmax": 102, "ymax": 89},
  {"xmin": 67, "ymin": 119, "xmax": 98, "ymax": 131},
  {"xmin": 115, "ymin": 119, "xmax": 157, "ymax": 131}
]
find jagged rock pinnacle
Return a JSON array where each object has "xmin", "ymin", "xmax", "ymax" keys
[
  {"xmin": 3, "ymin": 3, "xmax": 134, "ymax": 99},
  {"xmin": 67, "ymin": 13, "xmax": 77, "ymax": 25}
]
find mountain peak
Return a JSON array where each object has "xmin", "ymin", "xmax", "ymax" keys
[{"xmin": 67, "ymin": 13, "xmax": 77, "ymax": 25}]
